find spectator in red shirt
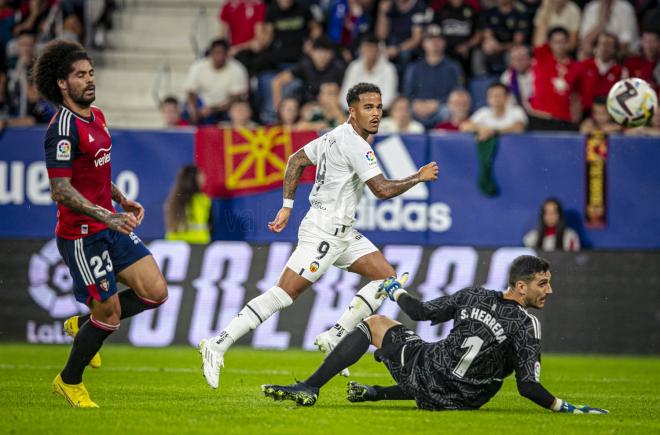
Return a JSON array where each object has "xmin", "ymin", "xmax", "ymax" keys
[
  {"xmin": 574, "ymin": 32, "xmax": 624, "ymax": 115},
  {"xmin": 528, "ymin": 27, "xmax": 578, "ymax": 130},
  {"xmin": 624, "ymin": 31, "xmax": 659, "ymax": 90},
  {"xmin": 219, "ymin": 0, "xmax": 267, "ymax": 69}
]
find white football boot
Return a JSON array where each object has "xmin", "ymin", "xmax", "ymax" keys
[
  {"xmin": 199, "ymin": 339, "xmax": 224, "ymax": 389},
  {"xmin": 315, "ymin": 327, "xmax": 351, "ymax": 377}
]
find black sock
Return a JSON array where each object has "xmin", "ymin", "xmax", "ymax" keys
[
  {"xmin": 117, "ymin": 289, "xmax": 163, "ymax": 318},
  {"xmin": 373, "ymin": 385, "xmax": 413, "ymax": 401},
  {"xmin": 77, "ymin": 314, "xmax": 91, "ymax": 328},
  {"xmin": 60, "ymin": 321, "xmax": 114, "ymax": 384},
  {"xmin": 305, "ymin": 322, "xmax": 372, "ymax": 389},
  {"xmin": 77, "ymin": 289, "xmax": 163, "ymax": 329}
]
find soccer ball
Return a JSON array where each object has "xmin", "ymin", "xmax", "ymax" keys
[{"xmin": 606, "ymin": 78, "xmax": 658, "ymax": 127}]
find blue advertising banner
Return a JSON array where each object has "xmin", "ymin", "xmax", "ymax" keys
[
  {"xmin": 2, "ymin": 128, "xmax": 660, "ymax": 248},
  {"xmin": 0, "ymin": 127, "xmax": 194, "ymax": 239}
]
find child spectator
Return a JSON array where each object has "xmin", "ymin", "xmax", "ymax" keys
[
  {"xmin": 159, "ymin": 96, "xmax": 189, "ymax": 128},
  {"xmin": 379, "ymin": 95, "xmax": 425, "ymax": 133},
  {"xmin": 275, "ymin": 97, "xmax": 301, "ymax": 129},
  {"xmin": 224, "ymin": 100, "xmax": 258, "ymax": 129},
  {"xmin": 523, "ymin": 198, "xmax": 581, "ymax": 251},
  {"xmin": 434, "ymin": 89, "xmax": 471, "ymax": 131},
  {"xmin": 460, "ymin": 83, "xmax": 526, "ymax": 140},
  {"xmin": 579, "ymin": 96, "xmax": 622, "ymax": 134}
]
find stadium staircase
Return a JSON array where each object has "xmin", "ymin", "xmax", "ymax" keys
[{"xmin": 93, "ymin": 0, "xmax": 220, "ymax": 128}]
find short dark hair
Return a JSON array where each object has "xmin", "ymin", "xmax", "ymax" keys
[
  {"xmin": 488, "ymin": 82, "xmax": 509, "ymax": 94},
  {"xmin": 360, "ymin": 33, "xmax": 380, "ymax": 45},
  {"xmin": 160, "ymin": 95, "xmax": 179, "ymax": 107},
  {"xmin": 547, "ymin": 26, "xmax": 569, "ymax": 40},
  {"xmin": 593, "ymin": 95, "xmax": 607, "ymax": 106},
  {"xmin": 346, "ymin": 82, "xmax": 381, "ymax": 106},
  {"xmin": 508, "ymin": 256, "xmax": 550, "ymax": 288},
  {"xmin": 34, "ymin": 39, "xmax": 92, "ymax": 106},
  {"xmin": 208, "ymin": 38, "xmax": 229, "ymax": 52},
  {"xmin": 312, "ymin": 36, "xmax": 335, "ymax": 51}
]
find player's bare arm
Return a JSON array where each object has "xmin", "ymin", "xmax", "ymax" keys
[
  {"xmin": 366, "ymin": 161, "xmax": 438, "ymax": 200},
  {"xmin": 112, "ymin": 182, "xmax": 145, "ymax": 224},
  {"xmin": 268, "ymin": 149, "xmax": 314, "ymax": 233},
  {"xmin": 50, "ymin": 177, "xmax": 138, "ymax": 234}
]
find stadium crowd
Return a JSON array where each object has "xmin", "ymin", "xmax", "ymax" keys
[
  {"xmin": 0, "ymin": 0, "xmax": 115, "ymax": 129},
  {"xmin": 165, "ymin": 0, "xmax": 659, "ymax": 134}
]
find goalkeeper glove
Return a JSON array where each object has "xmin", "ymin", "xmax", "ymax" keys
[
  {"xmin": 376, "ymin": 272, "xmax": 410, "ymax": 301},
  {"xmin": 554, "ymin": 399, "xmax": 609, "ymax": 414}
]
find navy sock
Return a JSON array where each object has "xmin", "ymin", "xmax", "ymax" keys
[
  {"xmin": 305, "ymin": 322, "xmax": 372, "ymax": 389},
  {"xmin": 77, "ymin": 289, "xmax": 163, "ymax": 329},
  {"xmin": 60, "ymin": 320, "xmax": 114, "ymax": 384},
  {"xmin": 373, "ymin": 385, "xmax": 413, "ymax": 401}
]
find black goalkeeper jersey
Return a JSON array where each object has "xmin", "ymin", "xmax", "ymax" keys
[{"xmin": 397, "ymin": 287, "xmax": 543, "ymax": 409}]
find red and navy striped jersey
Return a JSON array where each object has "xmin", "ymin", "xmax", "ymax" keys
[{"xmin": 44, "ymin": 105, "xmax": 115, "ymax": 239}]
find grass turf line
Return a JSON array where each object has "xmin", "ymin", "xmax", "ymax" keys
[{"xmin": 0, "ymin": 344, "xmax": 658, "ymax": 435}]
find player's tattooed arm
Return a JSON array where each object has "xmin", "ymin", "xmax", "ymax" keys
[
  {"xmin": 50, "ymin": 177, "xmax": 113, "ymax": 222},
  {"xmin": 50, "ymin": 178, "xmax": 138, "ymax": 234},
  {"xmin": 111, "ymin": 182, "xmax": 127, "ymax": 204},
  {"xmin": 366, "ymin": 174, "xmax": 420, "ymax": 200},
  {"xmin": 283, "ymin": 148, "xmax": 314, "ymax": 200},
  {"xmin": 366, "ymin": 162, "xmax": 438, "ymax": 200}
]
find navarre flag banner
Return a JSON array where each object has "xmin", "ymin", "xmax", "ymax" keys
[{"xmin": 195, "ymin": 127, "xmax": 317, "ymax": 198}]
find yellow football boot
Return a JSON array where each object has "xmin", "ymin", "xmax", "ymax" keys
[
  {"xmin": 52, "ymin": 374, "xmax": 99, "ymax": 408},
  {"xmin": 63, "ymin": 316, "xmax": 102, "ymax": 368}
]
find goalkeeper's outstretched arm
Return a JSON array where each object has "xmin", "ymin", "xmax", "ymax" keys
[{"xmin": 517, "ymin": 379, "xmax": 609, "ymax": 414}]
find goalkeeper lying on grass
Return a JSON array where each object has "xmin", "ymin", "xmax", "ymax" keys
[{"xmin": 262, "ymin": 255, "xmax": 608, "ymax": 413}]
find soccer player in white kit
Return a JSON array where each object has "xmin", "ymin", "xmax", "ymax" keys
[{"xmin": 199, "ymin": 83, "xmax": 438, "ymax": 388}]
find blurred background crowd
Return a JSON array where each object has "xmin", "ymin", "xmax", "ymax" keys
[{"xmin": 0, "ymin": 0, "xmax": 658, "ymax": 135}]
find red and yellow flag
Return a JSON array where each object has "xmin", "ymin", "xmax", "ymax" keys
[{"xmin": 195, "ymin": 127, "xmax": 317, "ymax": 198}]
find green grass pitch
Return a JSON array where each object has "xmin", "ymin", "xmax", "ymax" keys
[{"xmin": 1, "ymin": 345, "xmax": 658, "ymax": 434}]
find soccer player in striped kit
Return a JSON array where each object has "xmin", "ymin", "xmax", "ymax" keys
[{"xmin": 36, "ymin": 40, "xmax": 168, "ymax": 408}]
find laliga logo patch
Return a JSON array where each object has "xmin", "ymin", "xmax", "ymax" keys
[
  {"xmin": 365, "ymin": 150, "xmax": 376, "ymax": 163},
  {"xmin": 309, "ymin": 261, "xmax": 320, "ymax": 273},
  {"xmin": 56, "ymin": 140, "xmax": 71, "ymax": 161}
]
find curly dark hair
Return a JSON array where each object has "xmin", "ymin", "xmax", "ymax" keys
[
  {"xmin": 34, "ymin": 39, "xmax": 92, "ymax": 105},
  {"xmin": 346, "ymin": 82, "xmax": 381, "ymax": 107}
]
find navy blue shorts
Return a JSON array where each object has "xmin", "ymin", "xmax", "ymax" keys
[{"xmin": 57, "ymin": 229, "xmax": 151, "ymax": 305}]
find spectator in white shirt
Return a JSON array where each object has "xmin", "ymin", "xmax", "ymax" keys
[
  {"xmin": 183, "ymin": 38, "xmax": 249, "ymax": 125},
  {"xmin": 579, "ymin": 0, "xmax": 638, "ymax": 57},
  {"xmin": 378, "ymin": 96, "xmax": 425, "ymax": 133},
  {"xmin": 340, "ymin": 34, "xmax": 398, "ymax": 111},
  {"xmin": 500, "ymin": 45, "xmax": 533, "ymax": 110},
  {"xmin": 460, "ymin": 83, "xmax": 527, "ymax": 140}
]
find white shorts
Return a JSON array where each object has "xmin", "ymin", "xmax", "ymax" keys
[{"xmin": 286, "ymin": 216, "xmax": 379, "ymax": 283}]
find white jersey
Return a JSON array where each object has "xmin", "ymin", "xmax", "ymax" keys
[{"xmin": 302, "ymin": 123, "xmax": 382, "ymax": 233}]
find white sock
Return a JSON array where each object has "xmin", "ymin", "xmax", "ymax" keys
[
  {"xmin": 331, "ymin": 280, "xmax": 384, "ymax": 341},
  {"xmin": 211, "ymin": 286, "xmax": 293, "ymax": 354}
]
